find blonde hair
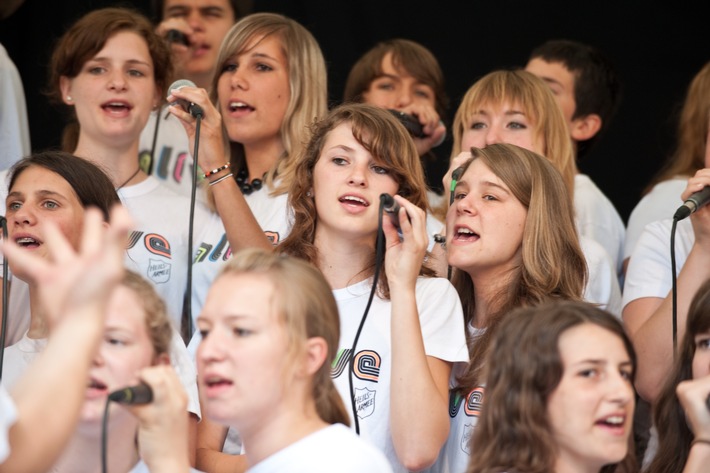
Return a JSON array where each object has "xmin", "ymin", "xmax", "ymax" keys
[
  {"xmin": 216, "ymin": 248, "xmax": 350, "ymax": 425},
  {"xmin": 209, "ymin": 12, "xmax": 328, "ymax": 196},
  {"xmin": 121, "ymin": 270, "xmax": 173, "ymax": 359},
  {"xmin": 451, "ymin": 69, "xmax": 577, "ymax": 199}
]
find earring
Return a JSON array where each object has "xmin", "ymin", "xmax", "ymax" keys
[
  {"xmin": 66, "ymin": 96, "xmax": 73, "ymax": 102},
  {"xmin": 306, "ymin": 190, "xmax": 312, "ymax": 197}
]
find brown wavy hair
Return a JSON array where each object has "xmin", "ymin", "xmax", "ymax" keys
[
  {"xmin": 644, "ymin": 277, "xmax": 710, "ymax": 473},
  {"xmin": 46, "ymin": 7, "xmax": 173, "ymax": 152},
  {"xmin": 278, "ymin": 102, "xmax": 434, "ymax": 299},
  {"xmin": 468, "ymin": 300, "xmax": 637, "ymax": 473}
]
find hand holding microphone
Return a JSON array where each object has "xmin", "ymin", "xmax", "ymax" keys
[
  {"xmin": 674, "ymin": 186, "xmax": 710, "ymax": 221},
  {"xmin": 109, "ymin": 383, "xmax": 153, "ymax": 405},
  {"xmin": 167, "ymin": 79, "xmax": 204, "ymax": 118},
  {"xmin": 381, "ymin": 193, "xmax": 409, "ymax": 230}
]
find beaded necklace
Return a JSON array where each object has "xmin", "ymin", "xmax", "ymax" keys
[{"xmin": 235, "ymin": 168, "xmax": 265, "ymax": 195}]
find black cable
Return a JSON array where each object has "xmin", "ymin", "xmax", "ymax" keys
[
  {"xmin": 671, "ymin": 216, "xmax": 679, "ymax": 357},
  {"xmin": 347, "ymin": 195, "xmax": 388, "ymax": 435},
  {"xmin": 101, "ymin": 397, "xmax": 111, "ymax": 473},
  {"xmin": 0, "ymin": 216, "xmax": 8, "ymax": 380},
  {"xmin": 143, "ymin": 108, "xmax": 163, "ymax": 176},
  {"xmin": 181, "ymin": 114, "xmax": 202, "ymax": 344}
]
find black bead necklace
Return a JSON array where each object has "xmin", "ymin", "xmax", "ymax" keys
[{"xmin": 235, "ymin": 168, "xmax": 265, "ymax": 195}]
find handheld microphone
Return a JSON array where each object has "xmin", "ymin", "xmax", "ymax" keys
[
  {"xmin": 389, "ymin": 110, "xmax": 425, "ymax": 138},
  {"xmin": 168, "ymin": 79, "xmax": 204, "ymax": 118},
  {"xmin": 165, "ymin": 29, "xmax": 189, "ymax": 46},
  {"xmin": 381, "ymin": 193, "xmax": 406, "ymax": 230},
  {"xmin": 673, "ymin": 186, "xmax": 710, "ymax": 221},
  {"xmin": 108, "ymin": 383, "xmax": 153, "ymax": 405}
]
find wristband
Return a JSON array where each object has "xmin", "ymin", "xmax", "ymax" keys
[{"xmin": 203, "ymin": 162, "xmax": 230, "ymax": 178}]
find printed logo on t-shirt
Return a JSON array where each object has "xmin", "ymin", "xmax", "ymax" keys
[
  {"xmin": 460, "ymin": 423, "xmax": 475, "ymax": 455},
  {"xmin": 147, "ymin": 258, "xmax": 171, "ymax": 284},
  {"xmin": 354, "ymin": 387, "xmax": 376, "ymax": 419},
  {"xmin": 194, "ymin": 231, "xmax": 281, "ymax": 264},
  {"xmin": 330, "ymin": 349, "xmax": 381, "ymax": 382},
  {"xmin": 448, "ymin": 386, "xmax": 485, "ymax": 418}
]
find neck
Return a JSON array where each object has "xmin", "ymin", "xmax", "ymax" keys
[
  {"xmin": 314, "ymin": 228, "xmax": 376, "ymax": 290},
  {"xmin": 74, "ymin": 136, "xmax": 144, "ymax": 188},
  {"xmin": 468, "ymin": 266, "xmax": 517, "ymax": 328},
  {"xmin": 51, "ymin": 413, "xmax": 140, "ymax": 473},
  {"xmin": 241, "ymin": 398, "xmax": 327, "ymax": 467},
  {"xmin": 243, "ymin": 139, "xmax": 285, "ymax": 181},
  {"xmin": 27, "ymin": 284, "xmax": 49, "ymax": 339}
]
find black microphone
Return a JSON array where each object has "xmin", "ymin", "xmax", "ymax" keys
[
  {"xmin": 389, "ymin": 110, "xmax": 425, "ymax": 138},
  {"xmin": 108, "ymin": 383, "xmax": 153, "ymax": 405},
  {"xmin": 165, "ymin": 29, "xmax": 189, "ymax": 46},
  {"xmin": 381, "ymin": 193, "xmax": 405, "ymax": 229},
  {"xmin": 673, "ymin": 186, "xmax": 710, "ymax": 221},
  {"xmin": 168, "ymin": 79, "xmax": 204, "ymax": 118}
]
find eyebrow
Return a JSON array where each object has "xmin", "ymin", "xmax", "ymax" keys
[
  {"xmin": 6, "ymin": 189, "xmax": 67, "ymax": 202},
  {"xmin": 89, "ymin": 57, "xmax": 153, "ymax": 69},
  {"xmin": 374, "ymin": 73, "xmax": 401, "ymax": 82},
  {"xmin": 539, "ymin": 76, "xmax": 564, "ymax": 89},
  {"xmin": 456, "ymin": 179, "xmax": 510, "ymax": 196},
  {"xmin": 326, "ymin": 144, "xmax": 356, "ymax": 154}
]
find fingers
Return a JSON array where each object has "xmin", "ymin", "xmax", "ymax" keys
[
  {"xmin": 682, "ymin": 169, "xmax": 710, "ymax": 201},
  {"xmin": 385, "ymin": 195, "xmax": 427, "ymax": 250}
]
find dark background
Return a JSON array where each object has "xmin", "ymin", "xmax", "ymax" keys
[{"xmin": 1, "ymin": 1, "xmax": 707, "ymax": 222}]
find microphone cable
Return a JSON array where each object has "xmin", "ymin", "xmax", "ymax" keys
[
  {"xmin": 347, "ymin": 194, "xmax": 388, "ymax": 435},
  {"xmin": 181, "ymin": 108, "xmax": 203, "ymax": 344},
  {"xmin": 0, "ymin": 216, "xmax": 8, "ymax": 380},
  {"xmin": 101, "ymin": 397, "xmax": 111, "ymax": 473},
  {"xmin": 670, "ymin": 216, "xmax": 680, "ymax": 358}
]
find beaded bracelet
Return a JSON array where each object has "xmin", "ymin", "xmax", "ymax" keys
[
  {"xmin": 691, "ymin": 438, "xmax": 710, "ymax": 448},
  {"xmin": 209, "ymin": 172, "xmax": 234, "ymax": 187},
  {"xmin": 203, "ymin": 162, "xmax": 230, "ymax": 178}
]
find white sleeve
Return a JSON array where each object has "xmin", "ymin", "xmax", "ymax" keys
[{"xmin": 416, "ymin": 278, "xmax": 468, "ymax": 362}]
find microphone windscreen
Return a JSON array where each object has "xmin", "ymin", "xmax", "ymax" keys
[{"xmin": 168, "ymin": 79, "xmax": 197, "ymax": 95}]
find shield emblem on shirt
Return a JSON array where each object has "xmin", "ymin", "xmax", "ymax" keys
[
  {"xmin": 354, "ymin": 387, "xmax": 376, "ymax": 419},
  {"xmin": 461, "ymin": 423, "xmax": 474, "ymax": 454}
]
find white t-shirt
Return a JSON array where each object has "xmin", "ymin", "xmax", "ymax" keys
[
  {"xmin": 331, "ymin": 276, "xmax": 468, "ymax": 472},
  {"xmin": 118, "ymin": 176, "xmax": 211, "ymax": 330},
  {"xmin": 581, "ymin": 235, "xmax": 623, "ymax": 318},
  {"xmin": 187, "ymin": 186, "xmax": 291, "ymax": 357},
  {"xmin": 622, "ymin": 217, "xmax": 693, "ymax": 309},
  {"xmin": 246, "ymin": 423, "xmax": 393, "ymax": 473},
  {"xmin": 0, "ymin": 43, "xmax": 31, "ymax": 171},
  {"xmin": 574, "ymin": 173, "xmax": 626, "ymax": 278},
  {"xmin": 138, "ymin": 110, "xmax": 207, "ymax": 205},
  {"xmin": 0, "ymin": 385, "xmax": 17, "ymax": 464},
  {"xmin": 624, "ymin": 178, "xmax": 687, "ymax": 259}
]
